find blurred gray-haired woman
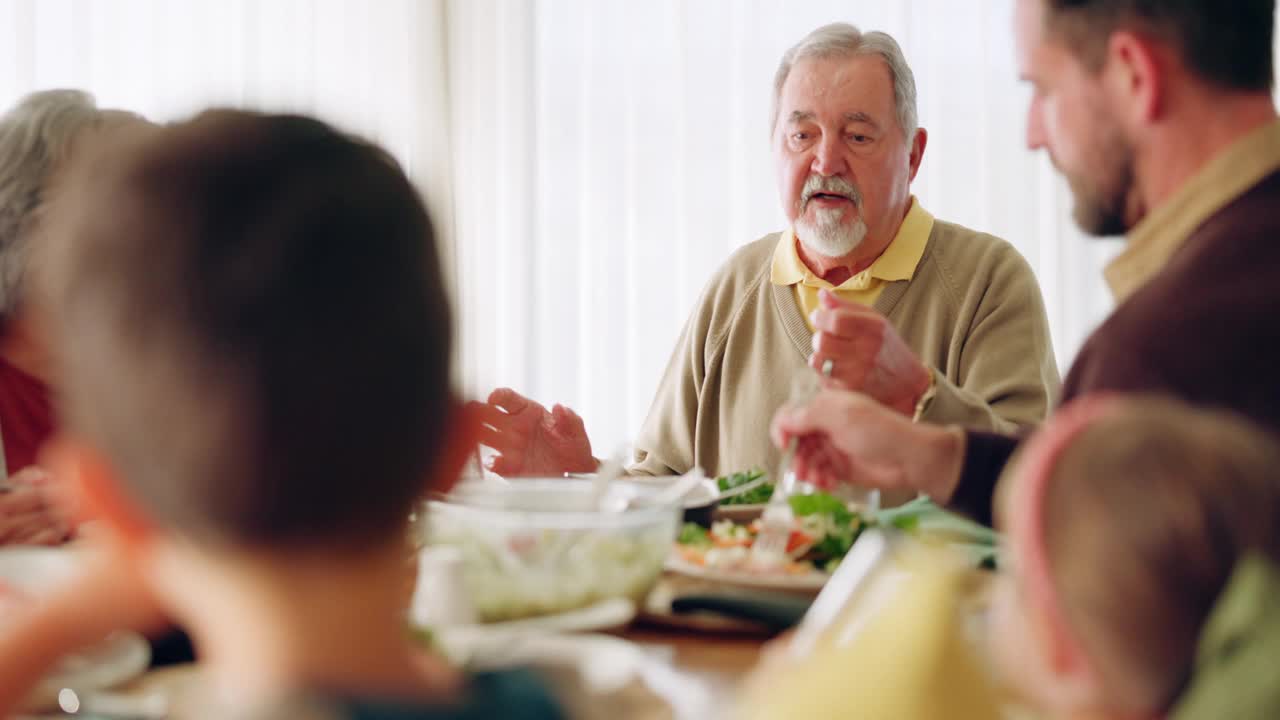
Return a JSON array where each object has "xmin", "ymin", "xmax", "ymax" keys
[{"xmin": 0, "ymin": 89, "xmax": 146, "ymax": 545}]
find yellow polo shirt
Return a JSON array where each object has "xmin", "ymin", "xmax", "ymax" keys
[{"xmin": 770, "ymin": 198, "xmax": 935, "ymax": 329}]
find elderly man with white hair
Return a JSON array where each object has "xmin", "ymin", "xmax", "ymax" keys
[
  {"xmin": 474, "ymin": 23, "xmax": 1059, "ymax": 484},
  {"xmin": 0, "ymin": 89, "xmax": 145, "ymax": 545}
]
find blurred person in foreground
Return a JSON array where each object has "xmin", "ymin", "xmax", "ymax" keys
[
  {"xmin": 772, "ymin": 0, "xmax": 1280, "ymax": 523},
  {"xmin": 473, "ymin": 23, "xmax": 1058, "ymax": 482},
  {"xmin": 989, "ymin": 396, "xmax": 1280, "ymax": 718},
  {"xmin": 742, "ymin": 396, "xmax": 1280, "ymax": 719},
  {"xmin": 0, "ymin": 89, "xmax": 147, "ymax": 545},
  {"xmin": 0, "ymin": 110, "xmax": 562, "ymax": 719}
]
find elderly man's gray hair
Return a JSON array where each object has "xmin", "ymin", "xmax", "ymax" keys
[
  {"xmin": 0, "ymin": 89, "xmax": 111, "ymax": 317},
  {"xmin": 772, "ymin": 23, "xmax": 919, "ymax": 141}
]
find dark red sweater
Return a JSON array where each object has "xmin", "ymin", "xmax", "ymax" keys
[
  {"xmin": 0, "ymin": 354, "xmax": 53, "ymax": 474},
  {"xmin": 952, "ymin": 169, "xmax": 1280, "ymax": 525}
]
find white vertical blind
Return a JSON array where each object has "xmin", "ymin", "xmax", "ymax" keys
[
  {"xmin": 0, "ymin": 0, "xmax": 455, "ymax": 272},
  {"xmin": 5, "ymin": 1, "xmax": 1274, "ymax": 458}
]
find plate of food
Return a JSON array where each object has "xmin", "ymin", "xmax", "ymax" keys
[
  {"xmin": 668, "ymin": 490, "xmax": 864, "ymax": 595},
  {"xmin": 669, "ymin": 492, "xmax": 1002, "ymax": 595}
]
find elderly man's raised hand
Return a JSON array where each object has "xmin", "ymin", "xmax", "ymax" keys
[
  {"xmin": 468, "ymin": 388, "xmax": 596, "ymax": 477},
  {"xmin": 770, "ymin": 388, "xmax": 965, "ymax": 503},
  {"xmin": 808, "ymin": 289, "xmax": 932, "ymax": 416},
  {"xmin": 0, "ymin": 467, "xmax": 72, "ymax": 546}
]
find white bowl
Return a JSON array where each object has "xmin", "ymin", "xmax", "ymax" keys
[{"xmin": 422, "ymin": 479, "xmax": 680, "ymax": 622}]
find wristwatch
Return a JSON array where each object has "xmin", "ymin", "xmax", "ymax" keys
[{"xmin": 912, "ymin": 367, "xmax": 937, "ymax": 422}]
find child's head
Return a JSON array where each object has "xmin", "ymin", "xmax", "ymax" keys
[
  {"xmin": 990, "ymin": 395, "xmax": 1280, "ymax": 719},
  {"xmin": 36, "ymin": 110, "xmax": 462, "ymax": 555}
]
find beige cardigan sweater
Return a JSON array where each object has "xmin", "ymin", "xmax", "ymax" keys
[{"xmin": 631, "ymin": 221, "xmax": 1060, "ymax": 478}]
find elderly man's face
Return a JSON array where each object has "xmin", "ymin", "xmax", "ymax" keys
[
  {"xmin": 774, "ymin": 54, "xmax": 921, "ymax": 259},
  {"xmin": 1016, "ymin": 0, "xmax": 1135, "ymax": 236}
]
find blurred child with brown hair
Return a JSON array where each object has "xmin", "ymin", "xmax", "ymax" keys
[
  {"xmin": 990, "ymin": 394, "xmax": 1280, "ymax": 719},
  {"xmin": 0, "ymin": 109, "xmax": 563, "ymax": 719}
]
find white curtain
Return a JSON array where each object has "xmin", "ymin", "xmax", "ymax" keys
[
  {"xmin": 450, "ymin": 0, "xmax": 1125, "ymax": 456},
  {"xmin": 7, "ymin": 1, "xmax": 1272, "ymax": 458},
  {"xmin": 0, "ymin": 0, "xmax": 456, "ymax": 275}
]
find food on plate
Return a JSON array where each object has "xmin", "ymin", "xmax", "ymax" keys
[
  {"xmin": 676, "ymin": 491, "xmax": 864, "ymax": 574},
  {"xmin": 675, "ymin": 493, "xmax": 1003, "ymax": 577},
  {"xmin": 716, "ymin": 468, "xmax": 774, "ymax": 505}
]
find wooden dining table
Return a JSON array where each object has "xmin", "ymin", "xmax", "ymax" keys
[
  {"xmin": 618, "ymin": 625, "xmax": 766, "ymax": 679},
  {"xmin": 110, "ymin": 560, "xmax": 1001, "ymax": 719},
  {"xmin": 111, "ymin": 572, "xmax": 777, "ymax": 719}
]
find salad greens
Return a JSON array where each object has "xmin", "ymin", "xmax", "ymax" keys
[
  {"xmin": 675, "ymin": 490, "xmax": 866, "ymax": 574},
  {"xmin": 788, "ymin": 492, "xmax": 854, "ymax": 523},
  {"xmin": 789, "ymin": 492, "xmax": 863, "ymax": 572},
  {"xmin": 875, "ymin": 496, "xmax": 998, "ymax": 544},
  {"xmin": 716, "ymin": 468, "xmax": 773, "ymax": 505},
  {"xmin": 678, "ymin": 486, "xmax": 1003, "ymax": 575},
  {"xmin": 678, "ymin": 522, "xmax": 712, "ymax": 547}
]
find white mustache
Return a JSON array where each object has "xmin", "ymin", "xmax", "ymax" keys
[{"xmin": 801, "ymin": 175, "xmax": 863, "ymax": 209}]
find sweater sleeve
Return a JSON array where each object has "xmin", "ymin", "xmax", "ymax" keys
[
  {"xmin": 629, "ymin": 279, "xmax": 719, "ymax": 477},
  {"xmin": 948, "ymin": 430, "xmax": 1022, "ymax": 525},
  {"xmin": 919, "ymin": 239, "xmax": 1060, "ymax": 433}
]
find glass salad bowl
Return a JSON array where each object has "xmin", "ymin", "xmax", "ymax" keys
[{"xmin": 420, "ymin": 479, "xmax": 681, "ymax": 622}]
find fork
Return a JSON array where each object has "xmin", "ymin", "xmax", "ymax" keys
[
  {"xmin": 751, "ymin": 440, "xmax": 801, "ymax": 564},
  {"xmin": 752, "ymin": 359, "xmax": 833, "ymax": 565}
]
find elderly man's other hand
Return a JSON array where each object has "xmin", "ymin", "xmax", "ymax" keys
[
  {"xmin": 468, "ymin": 388, "xmax": 596, "ymax": 477},
  {"xmin": 808, "ymin": 289, "xmax": 932, "ymax": 416},
  {"xmin": 0, "ymin": 467, "xmax": 72, "ymax": 546},
  {"xmin": 771, "ymin": 389, "xmax": 964, "ymax": 503}
]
